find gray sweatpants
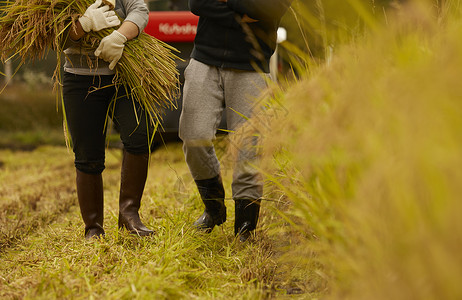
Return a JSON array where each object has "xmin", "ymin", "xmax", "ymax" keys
[{"xmin": 179, "ymin": 59, "xmax": 268, "ymax": 200}]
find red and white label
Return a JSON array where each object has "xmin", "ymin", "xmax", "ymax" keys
[{"xmin": 145, "ymin": 11, "xmax": 199, "ymax": 43}]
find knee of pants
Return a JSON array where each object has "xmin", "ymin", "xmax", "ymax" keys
[
  {"xmin": 179, "ymin": 120, "xmax": 217, "ymax": 143},
  {"xmin": 182, "ymin": 143, "xmax": 221, "ymax": 180},
  {"xmin": 179, "ymin": 111, "xmax": 220, "ymax": 143},
  {"xmin": 181, "ymin": 138, "xmax": 215, "ymax": 149},
  {"xmin": 73, "ymin": 145, "xmax": 106, "ymax": 174},
  {"xmin": 75, "ymin": 160, "xmax": 105, "ymax": 174},
  {"xmin": 119, "ymin": 129, "xmax": 150, "ymax": 154},
  {"xmin": 122, "ymin": 140, "xmax": 149, "ymax": 154}
]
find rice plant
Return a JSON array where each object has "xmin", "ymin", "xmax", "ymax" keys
[
  {"xmin": 257, "ymin": 0, "xmax": 462, "ymax": 298},
  {"xmin": 0, "ymin": 0, "xmax": 180, "ymax": 128}
]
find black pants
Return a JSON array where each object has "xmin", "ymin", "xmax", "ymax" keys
[{"xmin": 63, "ymin": 72, "xmax": 150, "ymax": 174}]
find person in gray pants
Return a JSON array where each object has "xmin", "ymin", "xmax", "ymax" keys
[{"xmin": 179, "ymin": 0, "xmax": 292, "ymax": 242}]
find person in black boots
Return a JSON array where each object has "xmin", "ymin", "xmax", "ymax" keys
[
  {"xmin": 179, "ymin": 0, "xmax": 292, "ymax": 242},
  {"xmin": 63, "ymin": 0, "xmax": 153, "ymax": 239}
]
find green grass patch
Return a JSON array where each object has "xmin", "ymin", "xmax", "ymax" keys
[
  {"xmin": 0, "ymin": 84, "xmax": 61, "ymax": 130},
  {"xmin": 0, "ymin": 83, "xmax": 64, "ymax": 149}
]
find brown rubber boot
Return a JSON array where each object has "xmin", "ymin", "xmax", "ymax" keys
[
  {"xmin": 76, "ymin": 169, "xmax": 105, "ymax": 239},
  {"xmin": 118, "ymin": 150, "xmax": 153, "ymax": 236},
  {"xmin": 193, "ymin": 175, "xmax": 227, "ymax": 233}
]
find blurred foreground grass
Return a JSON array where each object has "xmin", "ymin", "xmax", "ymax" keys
[{"xmin": 258, "ymin": 1, "xmax": 462, "ymax": 299}]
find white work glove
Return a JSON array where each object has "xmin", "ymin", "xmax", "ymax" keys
[
  {"xmin": 79, "ymin": 0, "xmax": 120, "ymax": 32},
  {"xmin": 94, "ymin": 30, "xmax": 127, "ymax": 70}
]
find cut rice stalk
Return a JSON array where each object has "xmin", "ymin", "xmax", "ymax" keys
[
  {"xmin": 0, "ymin": 0, "xmax": 181, "ymax": 138},
  {"xmin": 102, "ymin": 0, "xmax": 115, "ymax": 9}
]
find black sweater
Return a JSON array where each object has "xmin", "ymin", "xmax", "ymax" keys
[{"xmin": 189, "ymin": 0, "xmax": 292, "ymax": 72}]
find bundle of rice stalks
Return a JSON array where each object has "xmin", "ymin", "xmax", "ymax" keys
[{"xmin": 0, "ymin": 0, "xmax": 180, "ymax": 127}]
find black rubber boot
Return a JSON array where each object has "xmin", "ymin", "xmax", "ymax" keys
[
  {"xmin": 118, "ymin": 150, "xmax": 154, "ymax": 236},
  {"xmin": 193, "ymin": 175, "xmax": 227, "ymax": 233},
  {"xmin": 234, "ymin": 199, "xmax": 261, "ymax": 242},
  {"xmin": 76, "ymin": 169, "xmax": 105, "ymax": 240}
]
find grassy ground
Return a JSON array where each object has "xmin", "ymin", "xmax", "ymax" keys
[{"xmin": 0, "ymin": 143, "xmax": 310, "ymax": 299}]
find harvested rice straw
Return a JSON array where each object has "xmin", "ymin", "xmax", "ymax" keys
[
  {"xmin": 102, "ymin": 0, "xmax": 115, "ymax": 9},
  {"xmin": 0, "ymin": 0, "xmax": 181, "ymax": 132},
  {"xmin": 0, "ymin": 0, "xmax": 72, "ymax": 61}
]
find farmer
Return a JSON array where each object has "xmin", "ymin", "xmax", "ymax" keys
[
  {"xmin": 63, "ymin": 0, "xmax": 152, "ymax": 239},
  {"xmin": 179, "ymin": 0, "xmax": 293, "ymax": 242}
]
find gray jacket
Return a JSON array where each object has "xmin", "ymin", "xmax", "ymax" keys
[{"xmin": 64, "ymin": 0, "xmax": 149, "ymax": 75}]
